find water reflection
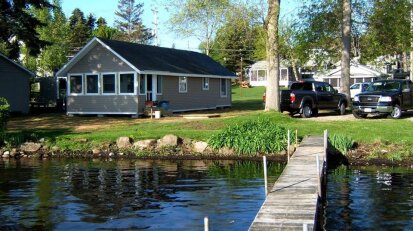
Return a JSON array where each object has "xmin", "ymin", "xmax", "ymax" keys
[
  {"xmin": 0, "ymin": 159, "xmax": 283, "ymax": 230},
  {"xmin": 324, "ymin": 166, "xmax": 413, "ymax": 230}
]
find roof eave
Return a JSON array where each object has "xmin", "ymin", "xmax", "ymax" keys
[
  {"xmin": 0, "ymin": 53, "xmax": 35, "ymax": 77},
  {"xmin": 140, "ymin": 70, "xmax": 236, "ymax": 79}
]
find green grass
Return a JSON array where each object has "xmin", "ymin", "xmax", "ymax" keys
[{"xmin": 3, "ymin": 86, "xmax": 413, "ymax": 158}]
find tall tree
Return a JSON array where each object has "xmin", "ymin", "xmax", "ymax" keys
[
  {"xmin": 265, "ymin": 0, "xmax": 281, "ymax": 111},
  {"xmin": 115, "ymin": 0, "xmax": 152, "ymax": 44},
  {"xmin": 94, "ymin": 17, "xmax": 120, "ymax": 39},
  {"xmin": 166, "ymin": 0, "xmax": 230, "ymax": 55},
  {"xmin": 68, "ymin": 8, "xmax": 94, "ymax": 53},
  {"xmin": 208, "ymin": 4, "xmax": 260, "ymax": 74},
  {"xmin": 341, "ymin": 0, "xmax": 351, "ymax": 101},
  {"xmin": 0, "ymin": 0, "xmax": 53, "ymax": 59}
]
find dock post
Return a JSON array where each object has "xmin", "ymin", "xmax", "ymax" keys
[
  {"xmin": 324, "ymin": 129, "xmax": 328, "ymax": 162},
  {"xmin": 204, "ymin": 216, "xmax": 209, "ymax": 231},
  {"xmin": 316, "ymin": 154, "xmax": 321, "ymax": 197},
  {"xmin": 263, "ymin": 156, "xmax": 268, "ymax": 196},
  {"xmin": 287, "ymin": 130, "xmax": 290, "ymax": 163}
]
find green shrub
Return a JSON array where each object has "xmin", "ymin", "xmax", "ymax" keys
[
  {"xmin": 208, "ymin": 119, "xmax": 296, "ymax": 155},
  {"xmin": 0, "ymin": 97, "xmax": 10, "ymax": 132},
  {"xmin": 329, "ymin": 134, "xmax": 354, "ymax": 154}
]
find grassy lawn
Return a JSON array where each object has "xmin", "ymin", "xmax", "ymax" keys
[{"xmin": 4, "ymin": 85, "xmax": 413, "ymax": 155}]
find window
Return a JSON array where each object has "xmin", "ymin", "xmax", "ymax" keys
[
  {"xmin": 157, "ymin": 76, "xmax": 163, "ymax": 94},
  {"xmin": 258, "ymin": 70, "xmax": 266, "ymax": 81},
  {"xmin": 202, "ymin": 77, "xmax": 209, "ymax": 90},
  {"xmin": 179, "ymin": 77, "xmax": 187, "ymax": 93},
  {"xmin": 102, "ymin": 73, "xmax": 116, "ymax": 94},
  {"xmin": 220, "ymin": 78, "xmax": 227, "ymax": 97},
  {"xmin": 139, "ymin": 74, "xmax": 146, "ymax": 95},
  {"xmin": 86, "ymin": 74, "xmax": 99, "ymax": 94},
  {"xmin": 119, "ymin": 73, "xmax": 135, "ymax": 94},
  {"xmin": 280, "ymin": 68, "xmax": 288, "ymax": 81},
  {"xmin": 69, "ymin": 74, "xmax": 83, "ymax": 95}
]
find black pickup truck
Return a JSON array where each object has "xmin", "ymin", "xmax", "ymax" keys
[
  {"xmin": 280, "ymin": 81, "xmax": 348, "ymax": 118},
  {"xmin": 352, "ymin": 79, "xmax": 413, "ymax": 119}
]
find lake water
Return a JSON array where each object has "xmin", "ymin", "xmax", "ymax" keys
[
  {"xmin": 0, "ymin": 159, "xmax": 283, "ymax": 230},
  {"xmin": 323, "ymin": 165, "xmax": 413, "ymax": 230}
]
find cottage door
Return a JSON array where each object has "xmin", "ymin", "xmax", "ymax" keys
[{"xmin": 146, "ymin": 74, "xmax": 153, "ymax": 101}]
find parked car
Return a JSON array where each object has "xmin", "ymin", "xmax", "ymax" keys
[
  {"xmin": 352, "ymin": 79, "xmax": 413, "ymax": 119},
  {"xmin": 279, "ymin": 81, "xmax": 348, "ymax": 118},
  {"xmin": 350, "ymin": 82, "xmax": 370, "ymax": 99}
]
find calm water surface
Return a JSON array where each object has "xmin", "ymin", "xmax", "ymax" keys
[
  {"xmin": 0, "ymin": 159, "xmax": 283, "ymax": 230},
  {"xmin": 324, "ymin": 166, "xmax": 413, "ymax": 230}
]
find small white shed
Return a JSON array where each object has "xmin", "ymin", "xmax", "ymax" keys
[{"xmin": 316, "ymin": 62, "xmax": 386, "ymax": 88}]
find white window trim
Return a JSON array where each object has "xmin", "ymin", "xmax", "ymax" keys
[
  {"xmin": 139, "ymin": 74, "xmax": 146, "ymax": 95},
  {"xmin": 118, "ymin": 72, "xmax": 137, "ymax": 95},
  {"xmin": 85, "ymin": 73, "xmax": 100, "ymax": 95},
  {"xmin": 220, "ymin": 79, "xmax": 228, "ymax": 98},
  {"xmin": 202, "ymin": 77, "xmax": 209, "ymax": 90},
  {"xmin": 101, "ymin": 72, "xmax": 117, "ymax": 95},
  {"xmin": 156, "ymin": 75, "xmax": 163, "ymax": 95},
  {"xmin": 179, "ymin": 76, "xmax": 188, "ymax": 93},
  {"xmin": 68, "ymin": 73, "xmax": 84, "ymax": 96}
]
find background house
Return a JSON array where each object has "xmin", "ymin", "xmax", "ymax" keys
[
  {"xmin": 56, "ymin": 37, "xmax": 236, "ymax": 116},
  {"xmin": 0, "ymin": 53, "xmax": 35, "ymax": 114},
  {"xmin": 247, "ymin": 60, "xmax": 296, "ymax": 87},
  {"xmin": 315, "ymin": 62, "xmax": 386, "ymax": 89}
]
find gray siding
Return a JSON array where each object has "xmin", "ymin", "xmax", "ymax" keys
[
  {"xmin": 68, "ymin": 43, "xmax": 134, "ymax": 74},
  {"xmin": 67, "ymin": 95, "xmax": 139, "ymax": 114},
  {"xmin": 0, "ymin": 57, "xmax": 31, "ymax": 113},
  {"xmin": 157, "ymin": 76, "xmax": 231, "ymax": 111}
]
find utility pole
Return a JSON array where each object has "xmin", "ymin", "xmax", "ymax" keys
[{"xmin": 152, "ymin": 7, "xmax": 159, "ymax": 46}]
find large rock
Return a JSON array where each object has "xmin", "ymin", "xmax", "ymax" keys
[
  {"xmin": 158, "ymin": 134, "xmax": 179, "ymax": 147},
  {"xmin": 193, "ymin": 141, "xmax": 208, "ymax": 153},
  {"xmin": 116, "ymin": 137, "xmax": 132, "ymax": 149},
  {"xmin": 133, "ymin": 139, "xmax": 157, "ymax": 150},
  {"xmin": 20, "ymin": 142, "xmax": 42, "ymax": 153}
]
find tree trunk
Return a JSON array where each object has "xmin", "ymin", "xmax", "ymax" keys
[
  {"xmin": 265, "ymin": 0, "xmax": 281, "ymax": 111},
  {"xmin": 403, "ymin": 51, "xmax": 408, "ymax": 71},
  {"xmin": 341, "ymin": 0, "xmax": 351, "ymax": 103},
  {"xmin": 292, "ymin": 61, "xmax": 300, "ymax": 81},
  {"xmin": 410, "ymin": 0, "xmax": 413, "ymax": 81}
]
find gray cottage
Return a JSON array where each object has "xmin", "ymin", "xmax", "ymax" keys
[
  {"xmin": 0, "ymin": 53, "xmax": 35, "ymax": 114},
  {"xmin": 57, "ymin": 37, "xmax": 236, "ymax": 116}
]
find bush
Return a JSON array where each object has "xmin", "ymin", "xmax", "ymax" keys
[
  {"xmin": 208, "ymin": 119, "xmax": 296, "ymax": 155},
  {"xmin": 0, "ymin": 97, "xmax": 10, "ymax": 132},
  {"xmin": 329, "ymin": 134, "xmax": 354, "ymax": 154}
]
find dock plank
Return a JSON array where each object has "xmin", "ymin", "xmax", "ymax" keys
[{"xmin": 249, "ymin": 136, "xmax": 325, "ymax": 231}]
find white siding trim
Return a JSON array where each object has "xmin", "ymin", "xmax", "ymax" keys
[{"xmin": 141, "ymin": 70, "xmax": 235, "ymax": 79}]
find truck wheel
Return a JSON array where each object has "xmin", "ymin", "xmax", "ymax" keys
[
  {"xmin": 338, "ymin": 103, "xmax": 346, "ymax": 115},
  {"xmin": 301, "ymin": 104, "xmax": 312, "ymax": 118},
  {"xmin": 352, "ymin": 110, "xmax": 367, "ymax": 119},
  {"xmin": 388, "ymin": 104, "xmax": 402, "ymax": 119}
]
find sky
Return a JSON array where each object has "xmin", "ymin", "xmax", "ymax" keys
[{"xmin": 61, "ymin": 0, "xmax": 300, "ymax": 51}]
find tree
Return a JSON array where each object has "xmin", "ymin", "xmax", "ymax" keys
[
  {"xmin": 166, "ymin": 0, "xmax": 230, "ymax": 55},
  {"xmin": 341, "ymin": 0, "xmax": 351, "ymax": 101},
  {"xmin": 94, "ymin": 17, "xmax": 120, "ymax": 39},
  {"xmin": 115, "ymin": 0, "xmax": 152, "ymax": 44},
  {"xmin": 361, "ymin": 0, "xmax": 410, "ymax": 66},
  {"xmin": 208, "ymin": 4, "xmax": 260, "ymax": 74},
  {"xmin": 0, "ymin": 0, "xmax": 53, "ymax": 59},
  {"xmin": 68, "ymin": 8, "xmax": 95, "ymax": 53},
  {"xmin": 265, "ymin": 0, "xmax": 281, "ymax": 111}
]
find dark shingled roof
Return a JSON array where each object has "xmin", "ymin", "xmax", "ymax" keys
[{"xmin": 99, "ymin": 38, "xmax": 235, "ymax": 77}]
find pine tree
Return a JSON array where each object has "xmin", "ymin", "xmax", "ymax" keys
[
  {"xmin": 68, "ymin": 8, "xmax": 94, "ymax": 53},
  {"xmin": 114, "ymin": 0, "xmax": 152, "ymax": 44},
  {"xmin": 0, "ymin": 0, "xmax": 53, "ymax": 59},
  {"xmin": 94, "ymin": 17, "xmax": 120, "ymax": 39}
]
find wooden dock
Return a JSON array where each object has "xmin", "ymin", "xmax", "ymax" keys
[{"xmin": 249, "ymin": 136, "xmax": 326, "ymax": 231}]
